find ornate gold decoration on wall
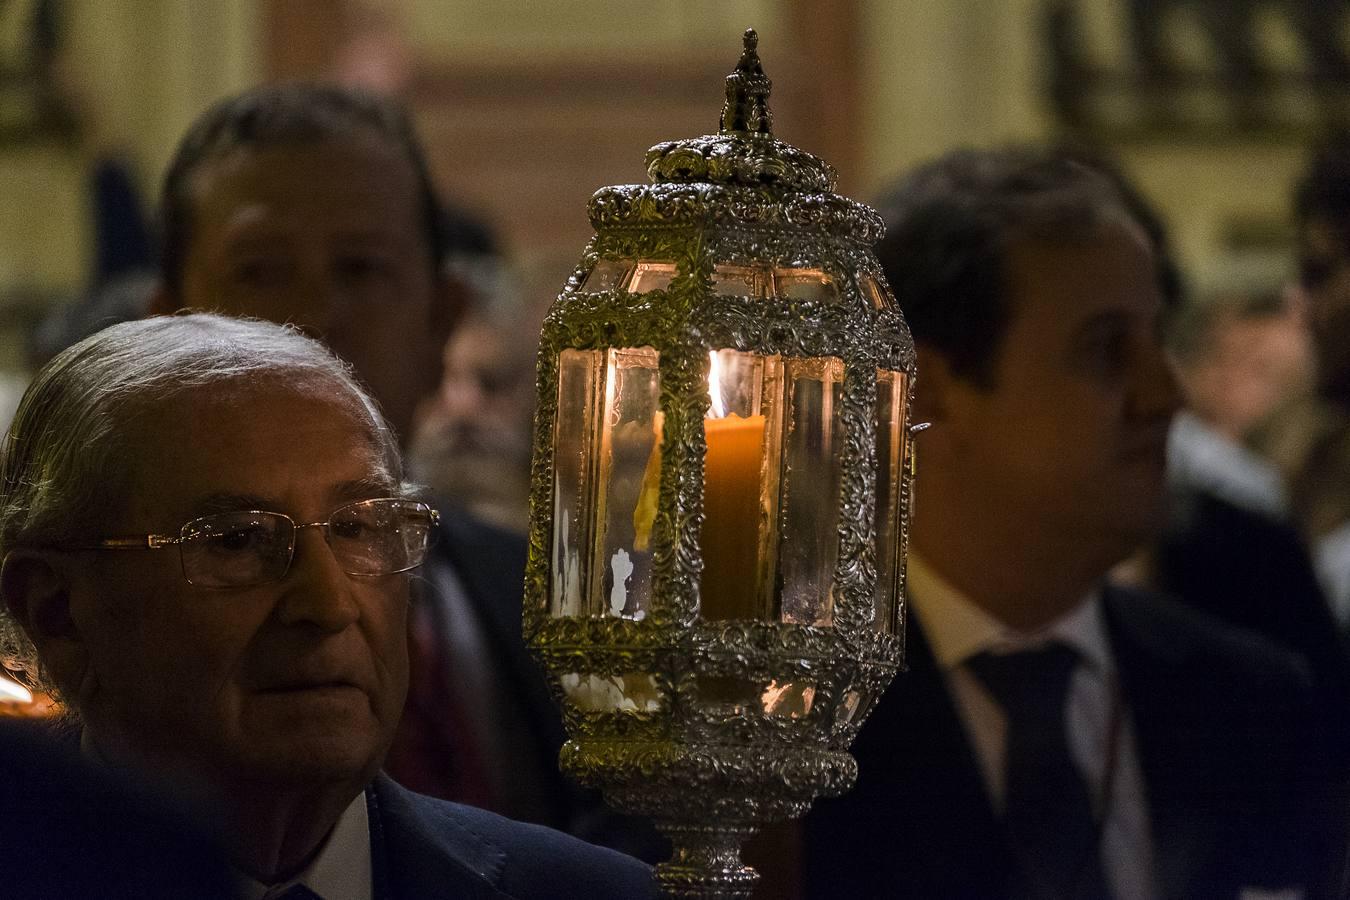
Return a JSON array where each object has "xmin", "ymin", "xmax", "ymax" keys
[
  {"xmin": 0, "ymin": 0, "xmax": 76, "ymax": 146},
  {"xmin": 1049, "ymin": 0, "xmax": 1350, "ymax": 137}
]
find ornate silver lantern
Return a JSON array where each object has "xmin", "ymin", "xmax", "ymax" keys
[{"xmin": 524, "ymin": 30, "xmax": 914, "ymax": 898}]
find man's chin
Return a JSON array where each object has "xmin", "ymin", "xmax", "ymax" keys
[
  {"xmin": 230, "ymin": 735, "xmax": 384, "ymax": 787},
  {"xmin": 232, "ymin": 704, "xmax": 390, "ymax": 785}
]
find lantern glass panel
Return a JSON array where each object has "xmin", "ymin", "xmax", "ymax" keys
[
  {"xmin": 773, "ymin": 268, "xmax": 838, "ymax": 304},
  {"xmin": 696, "ymin": 675, "xmax": 763, "ymax": 715},
  {"xmin": 761, "ymin": 679, "xmax": 817, "ymax": 717},
  {"xmin": 873, "ymin": 369, "xmax": 909, "ymax": 633},
  {"xmin": 775, "ymin": 356, "xmax": 846, "ymax": 626},
  {"xmin": 629, "ymin": 261, "xmax": 678, "ymax": 294},
  {"xmin": 551, "ymin": 346, "xmax": 662, "ymax": 619},
  {"xmin": 560, "ymin": 672, "xmax": 663, "ymax": 712},
  {"xmin": 695, "ymin": 675, "xmax": 817, "ymax": 718},
  {"xmin": 712, "ymin": 264, "xmax": 771, "ymax": 298},
  {"xmin": 700, "ymin": 349, "xmax": 784, "ymax": 620},
  {"xmin": 595, "ymin": 347, "xmax": 662, "ymax": 620},
  {"xmin": 581, "ymin": 259, "xmax": 632, "ymax": 293},
  {"xmin": 861, "ymin": 274, "xmax": 891, "ymax": 311},
  {"xmin": 552, "ymin": 348, "xmax": 603, "ymax": 617},
  {"xmin": 836, "ymin": 689, "xmax": 867, "ymax": 725}
]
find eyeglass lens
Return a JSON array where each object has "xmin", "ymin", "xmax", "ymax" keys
[{"xmin": 178, "ymin": 499, "xmax": 433, "ymax": 588}]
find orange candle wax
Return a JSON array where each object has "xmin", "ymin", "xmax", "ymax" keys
[{"xmin": 700, "ymin": 412, "xmax": 766, "ymax": 619}]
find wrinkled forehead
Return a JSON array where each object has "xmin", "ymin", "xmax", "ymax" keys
[{"xmin": 113, "ymin": 371, "xmax": 401, "ymax": 499}]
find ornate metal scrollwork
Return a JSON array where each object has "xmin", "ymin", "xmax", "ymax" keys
[{"xmin": 526, "ymin": 29, "xmax": 914, "ymax": 898}]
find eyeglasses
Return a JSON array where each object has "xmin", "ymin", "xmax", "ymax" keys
[{"xmin": 73, "ymin": 498, "xmax": 439, "ymax": 588}]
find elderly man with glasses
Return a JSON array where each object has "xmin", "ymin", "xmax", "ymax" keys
[{"xmin": 0, "ymin": 313, "xmax": 654, "ymax": 900}]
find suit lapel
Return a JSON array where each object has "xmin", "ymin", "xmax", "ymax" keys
[{"xmin": 367, "ymin": 776, "xmax": 507, "ymax": 899}]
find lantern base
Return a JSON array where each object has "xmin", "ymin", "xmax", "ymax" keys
[
  {"xmin": 653, "ymin": 822, "xmax": 759, "ymax": 899},
  {"xmin": 561, "ymin": 739, "xmax": 857, "ymax": 897}
]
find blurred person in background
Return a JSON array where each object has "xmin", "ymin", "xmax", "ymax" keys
[
  {"xmin": 23, "ymin": 0, "xmax": 159, "ymax": 372},
  {"xmin": 412, "ymin": 286, "xmax": 539, "ymax": 536},
  {"xmin": 1151, "ymin": 285, "xmax": 1350, "ymax": 762},
  {"xmin": 802, "ymin": 145, "xmax": 1344, "ymax": 898},
  {"xmin": 145, "ymin": 83, "xmax": 600, "ymax": 848},
  {"xmin": 1251, "ymin": 134, "xmax": 1350, "ymax": 624},
  {"xmin": 1166, "ymin": 288, "xmax": 1312, "ymax": 461},
  {"xmin": 1064, "ymin": 150, "xmax": 1350, "ymax": 752}
]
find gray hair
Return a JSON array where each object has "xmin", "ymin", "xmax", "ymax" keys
[{"xmin": 0, "ymin": 313, "xmax": 403, "ymax": 693}]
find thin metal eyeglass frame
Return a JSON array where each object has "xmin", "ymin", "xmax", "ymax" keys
[{"xmin": 70, "ymin": 498, "xmax": 439, "ymax": 587}]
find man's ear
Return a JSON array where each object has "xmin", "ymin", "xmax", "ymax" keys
[
  {"xmin": 147, "ymin": 281, "xmax": 180, "ymax": 317},
  {"xmin": 1, "ymin": 550, "xmax": 84, "ymax": 690}
]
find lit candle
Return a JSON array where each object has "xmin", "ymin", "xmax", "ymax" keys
[{"xmin": 700, "ymin": 352, "xmax": 765, "ymax": 619}]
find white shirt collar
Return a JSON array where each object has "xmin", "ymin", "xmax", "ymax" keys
[
  {"xmin": 243, "ymin": 792, "xmax": 373, "ymax": 900},
  {"xmin": 907, "ymin": 552, "xmax": 1113, "ymax": 677}
]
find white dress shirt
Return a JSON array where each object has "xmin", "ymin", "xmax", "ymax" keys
[
  {"xmin": 243, "ymin": 793, "xmax": 372, "ymax": 900},
  {"xmin": 907, "ymin": 553, "xmax": 1158, "ymax": 900}
]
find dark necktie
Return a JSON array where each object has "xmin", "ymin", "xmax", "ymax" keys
[
  {"xmin": 270, "ymin": 884, "xmax": 325, "ymax": 900},
  {"xmin": 967, "ymin": 643, "xmax": 1111, "ymax": 899}
]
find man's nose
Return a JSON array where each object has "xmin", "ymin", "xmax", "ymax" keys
[{"xmin": 275, "ymin": 527, "xmax": 360, "ymax": 631}]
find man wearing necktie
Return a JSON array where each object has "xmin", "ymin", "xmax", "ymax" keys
[{"xmin": 802, "ymin": 147, "xmax": 1347, "ymax": 898}]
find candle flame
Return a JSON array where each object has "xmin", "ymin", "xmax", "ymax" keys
[
  {"xmin": 709, "ymin": 350, "xmax": 726, "ymax": 418},
  {"xmin": 0, "ymin": 674, "xmax": 32, "ymax": 705}
]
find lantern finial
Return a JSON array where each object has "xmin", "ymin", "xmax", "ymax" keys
[{"xmin": 720, "ymin": 28, "xmax": 773, "ymax": 136}]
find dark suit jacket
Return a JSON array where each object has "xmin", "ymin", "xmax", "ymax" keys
[
  {"xmin": 803, "ymin": 585, "xmax": 1346, "ymax": 899},
  {"xmin": 368, "ymin": 775, "xmax": 657, "ymax": 899},
  {"xmin": 1156, "ymin": 486, "xmax": 1350, "ymax": 759},
  {"xmin": 2, "ymin": 721, "xmax": 236, "ymax": 900}
]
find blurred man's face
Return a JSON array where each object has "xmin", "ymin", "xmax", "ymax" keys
[
  {"xmin": 943, "ymin": 222, "xmax": 1179, "ymax": 553},
  {"xmin": 1175, "ymin": 308, "xmax": 1313, "ymax": 441},
  {"xmin": 1296, "ymin": 217, "xmax": 1350, "ymax": 407},
  {"xmin": 67, "ymin": 379, "xmax": 410, "ymax": 791},
  {"xmin": 170, "ymin": 135, "xmax": 451, "ymax": 443}
]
